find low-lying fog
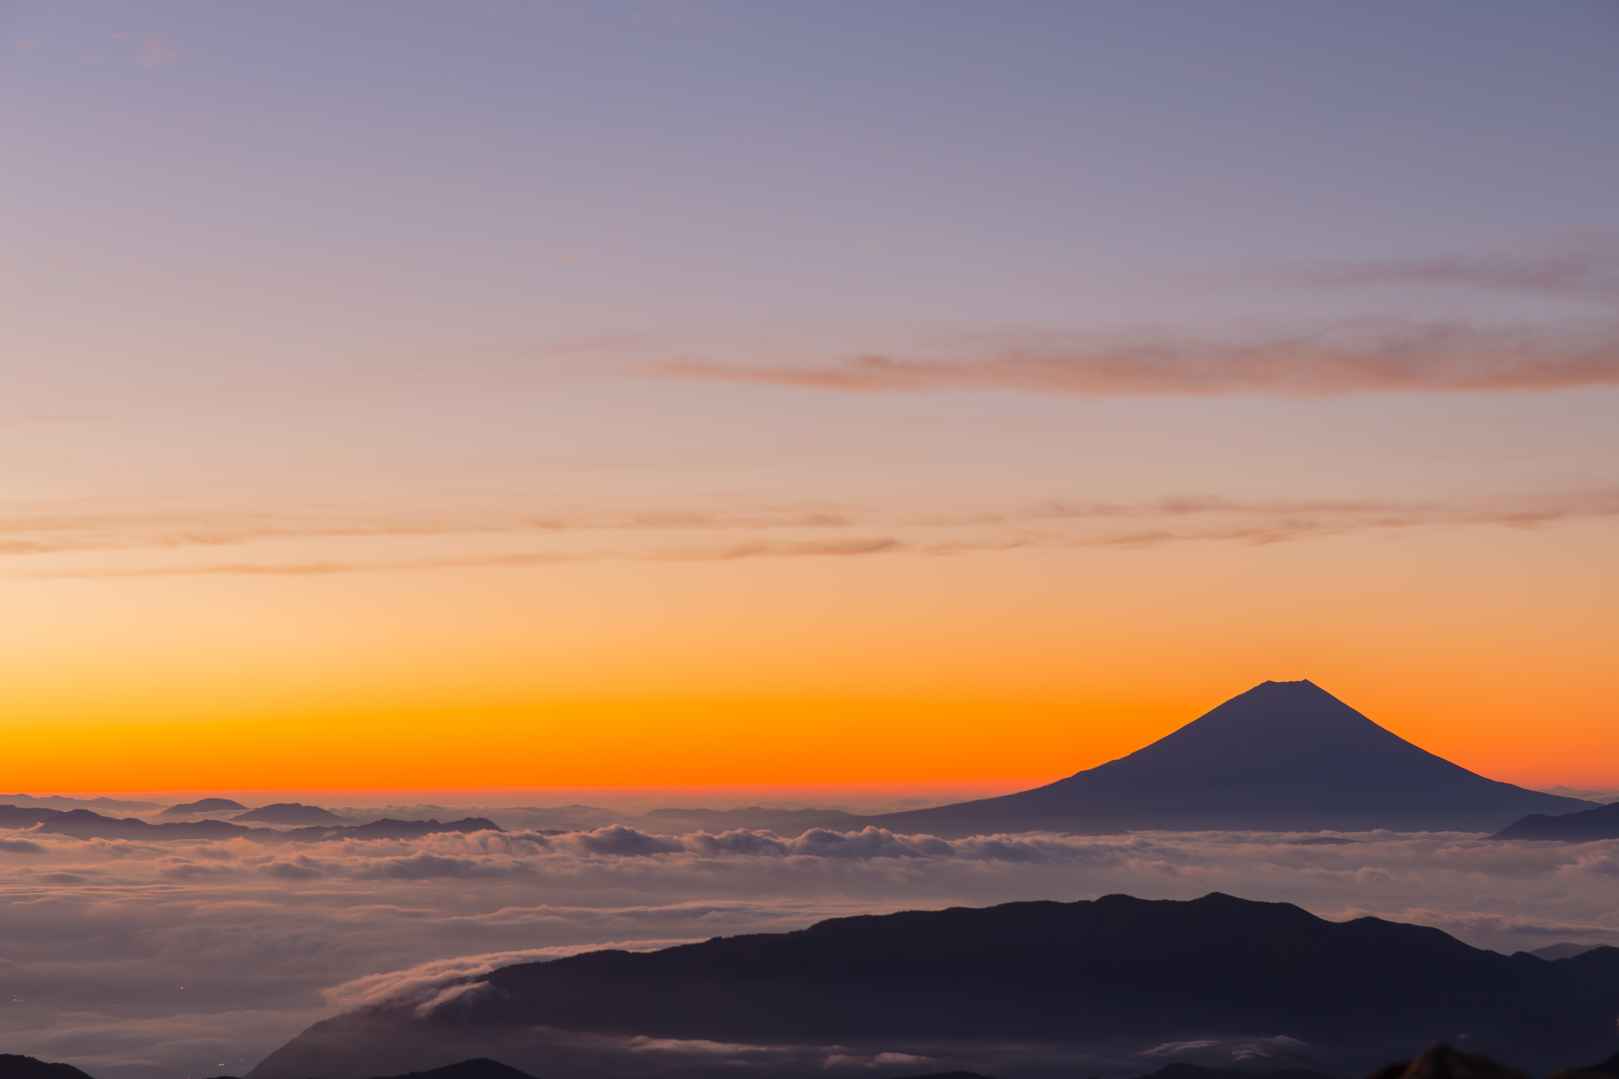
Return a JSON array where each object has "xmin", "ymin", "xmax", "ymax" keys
[{"xmin": 2, "ymin": 811, "xmax": 1616, "ymax": 1079}]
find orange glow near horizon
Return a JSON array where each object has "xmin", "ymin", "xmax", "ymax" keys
[
  {"xmin": 3, "ymin": 443, "xmax": 1616, "ymax": 800},
  {"xmin": 5, "ymin": 678, "xmax": 1614, "ymax": 796},
  {"xmin": 5, "ymin": 517, "xmax": 1615, "ymax": 795}
]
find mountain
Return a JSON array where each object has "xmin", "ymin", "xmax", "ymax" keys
[
  {"xmin": 0, "ymin": 1056, "xmax": 96, "ymax": 1079},
  {"xmin": 1138, "ymin": 1067, "xmax": 1335, "ymax": 1079},
  {"xmin": 1494, "ymin": 802, "xmax": 1619, "ymax": 841},
  {"xmin": 249, "ymin": 893, "xmax": 1619, "ymax": 1079},
  {"xmin": 160, "ymin": 797, "xmax": 248, "ymax": 817},
  {"xmin": 1370, "ymin": 1046, "xmax": 1529, "ymax": 1079},
  {"xmin": 0, "ymin": 807, "xmax": 252, "ymax": 840},
  {"xmin": 0, "ymin": 805, "xmax": 499, "ymax": 843},
  {"xmin": 1567, "ymin": 1052, "xmax": 1619, "ymax": 1077},
  {"xmin": 1529, "ymin": 943, "xmax": 1604, "ymax": 961},
  {"xmin": 0, "ymin": 794, "xmax": 160, "ymax": 813},
  {"xmin": 866, "ymin": 681, "xmax": 1591, "ymax": 835},
  {"xmin": 283, "ymin": 817, "xmax": 500, "ymax": 841},
  {"xmin": 370, "ymin": 1064, "xmax": 994, "ymax": 1079},
  {"xmin": 234, "ymin": 802, "xmax": 347, "ymax": 825},
  {"xmin": 638, "ymin": 805, "xmax": 867, "ymax": 834},
  {"xmin": 369, "ymin": 1061, "xmax": 536, "ymax": 1079}
]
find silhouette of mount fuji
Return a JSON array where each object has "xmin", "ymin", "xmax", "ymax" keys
[{"xmin": 868, "ymin": 681, "xmax": 1589, "ymax": 835}]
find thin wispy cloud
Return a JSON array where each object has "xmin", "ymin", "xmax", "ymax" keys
[
  {"xmin": 651, "ymin": 537, "xmax": 904, "ymax": 561},
  {"xmin": 9, "ymin": 487, "xmax": 1616, "ymax": 579},
  {"xmin": 0, "ymin": 506, "xmax": 856, "ymax": 560},
  {"xmin": 648, "ymin": 322, "xmax": 1619, "ymax": 397},
  {"xmin": 21, "ymin": 538, "xmax": 912, "ymax": 580}
]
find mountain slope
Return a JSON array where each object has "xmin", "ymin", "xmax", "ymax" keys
[
  {"xmin": 868, "ymin": 681, "xmax": 1589, "ymax": 835},
  {"xmin": 369, "ymin": 1061, "xmax": 536, "ymax": 1079},
  {"xmin": 0, "ymin": 1056, "xmax": 97, "ymax": 1079},
  {"xmin": 234, "ymin": 802, "xmax": 347, "ymax": 825},
  {"xmin": 0, "ymin": 794, "xmax": 159, "ymax": 813},
  {"xmin": 160, "ymin": 797, "xmax": 248, "ymax": 817},
  {"xmin": 0, "ymin": 805, "xmax": 498, "ymax": 843},
  {"xmin": 249, "ymin": 893, "xmax": 1619, "ymax": 1079},
  {"xmin": 1494, "ymin": 802, "xmax": 1619, "ymax": 841}
]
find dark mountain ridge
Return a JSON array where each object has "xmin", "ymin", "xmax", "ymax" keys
[
  {"xmin": 867, "ymin": 681, "xmax": 1589, "ymax": 835},
  {"xmin": 233, "ymin": 802, "xmax": 347, "ymax": 825},
  {"xmin": 249, "ymin": 893, "xmax": 1619, "ymax": 1079},
  {"xmin": 369, "ymin": 1061, "xmax": 537, "ymax": 1079},
  {"xmin": 0, "ymin": 1055, "xmax": 97, "ymax": 1079},
  {"xmin": 160, "ymin": 797, "xmax": 249, "ymax": 817},
  {"xmin": 0, "ymin": 805, "xmax": 498, "ymax": 843},
  {"xmin": 638, "ymin": 805, "xmax": 866, "ymax": 834},
  {"xmin": 0, "ymin": 794, "xmax": 160, "ymax": 813},
  {"xmin": 1494, "ymin": 802, "xmax": 1619, "ymax": 842}
]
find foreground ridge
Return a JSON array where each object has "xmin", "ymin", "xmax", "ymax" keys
[{"xmin": 247, "ymin": 893, "xmax": 1619, "ymax": 1079}]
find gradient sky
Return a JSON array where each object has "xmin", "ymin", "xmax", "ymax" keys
[{"xmin": 3, "ymin": 1, "xmax": 1617, "ymax": 793}]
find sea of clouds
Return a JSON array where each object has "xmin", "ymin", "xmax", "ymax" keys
[{"xmin": 2, "ymin": 823, "xmax": 1617, "ymax": 1079}]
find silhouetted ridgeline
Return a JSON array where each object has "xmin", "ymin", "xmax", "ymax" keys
[
  {"xmin": 158, "ymin": 797, "xmax": 248, "ymax": 817},
  {"xmin": 367, "ymin": 1061, "xmax": 537, "ymax": 1079},
  {"xmin": 1138, "ymin": 1065, "xmax": 1335, "ymax": 1079},
  {"xmin": 9, "ymin": 1047, "xmax": 1619, "ymax": 1079},
  {"xmin": 232, "ymin": 802, "xmax": 349, "ymax": 825},
  {"xmin": 0, "ymin": 794, "xmax": 161, "ymax": 813},
  {"xmin": 865, "ymin": 681, "xmax": 1590, "ymax": 836},
  {"xmin": 0, "ymin": 1055, "xmax": 97, "ymax": 1079},
  {"xmin": 638, "ymin": 805, "xmax": 867, "ymax": 833},
  {"xmin": 1494, "ymin": 802, "xmax": 1619, "ymax": 841},
  {"xmin": 248, "ymin": 894, "xmax": 1619, "ymax": 1079},
  {"xmin": 0, "ymin": 805, "xmax": 498, "ymax": 843},
  {"xmin": 1368, "ymin": 1045, "xmax": 1529, "ymax": 1079}
]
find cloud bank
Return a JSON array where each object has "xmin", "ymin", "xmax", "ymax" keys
[{"xmin": 4, "ymin": 821, "xmax": 1619, "ymax": 1079}]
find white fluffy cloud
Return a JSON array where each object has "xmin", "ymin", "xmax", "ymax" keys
[{"xmin": 3, "ymin": 824, "xmax": 1618, "ymax": 1079}]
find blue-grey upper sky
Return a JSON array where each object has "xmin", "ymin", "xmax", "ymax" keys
[{"xmin": 7, "ymin": 0, "xmax": 1615, "ymax": 353}]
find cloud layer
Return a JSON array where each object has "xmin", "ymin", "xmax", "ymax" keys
[
  {"xmin": 6, "ymin": 486, "xmax": 1617, "ymax": 579},
  {"xmin": 4, "ymin": 821, "xmax": 1619, "ymax": 1079}
]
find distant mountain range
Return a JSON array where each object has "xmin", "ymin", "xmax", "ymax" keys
[
  {"xmin": 0, "ymin": 794, "xmax": 160, "ymax": 814},
  {"xmin": 863, "ymin": 681, "xmax": 1590, "ymax": 835},
  {"xmin": 0, "ymin": 805, "xmax": 498, "ymax": 843},
  {"xmin": 1494, "ymin": 802, "xmax": 1619, "ymax": 842},
  {"xmin": 369, "ymin": 1062, "xmax": 537, "ymax": 1079},
  {"xmin": 232, "ymin": 802, "xmax": 349, "ymax": 825},
  {"xmin": 159, "ymin": 797, "xmax": 248, "ymax": 817},
  {"xmin": 9, "ymin": 1044, "xmax": 1617, "ymax": 1079},
  {"xmin": 248, "ymin": 893, "xmax": 1619, "ymax": 1079},
  {"xmin": 1531, "ymin": 943, "xmax": 1607, "ymax": 961},
  {"xmin": 639, "ymin": 805, "xmax": 867, "ymax": 833},
  {"xmin": 11, "ymin": 680, "xmax": 1588, "ymax": 842}
]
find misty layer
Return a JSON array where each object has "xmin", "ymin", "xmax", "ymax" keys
[{"xmin": 3, "ymin": 823, "xmax": 1618, "ymax": 1079}]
